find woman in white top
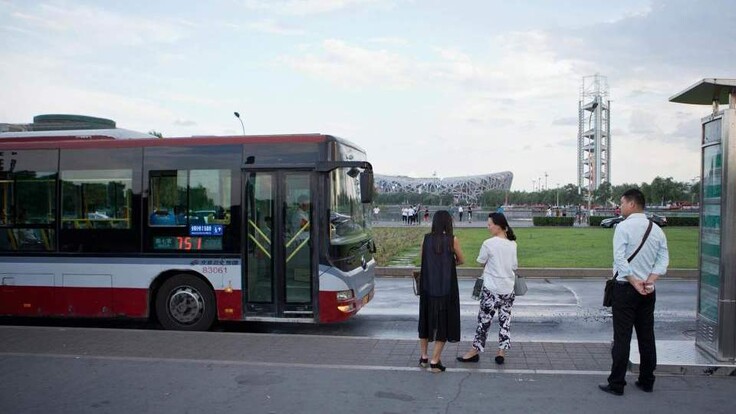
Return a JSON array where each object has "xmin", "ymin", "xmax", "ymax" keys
[{"xmin": 457, "ymin": 212, "xmax": 518, "ymax": 365}]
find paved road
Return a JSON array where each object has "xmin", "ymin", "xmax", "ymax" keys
[
  {"xmin": 1, "ymin": 326, "xmax": 732, "ymax": 414},
  {"xmin": 0, "ymin": 278, "xmax": 697, "ymax": 343},
  {"xmin": 0, "ymin": 278, "xmax": 727, "ymax": 414},
  {"xmin": 219, "ymin": 278, "xmax": 697, "ymax": 342}
]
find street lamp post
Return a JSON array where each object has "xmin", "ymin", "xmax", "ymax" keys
[
  {"xmin": 556, "ymin": 183, "xmax": 560, "ymax": 207},
  {"xmin": 234, "ymin": 112, "xmax": 245, "ymax": 135}
]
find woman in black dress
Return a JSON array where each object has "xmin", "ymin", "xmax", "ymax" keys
[{"xmin": 418, "ymin": 210, "xmax": 464, "ymax": 372}]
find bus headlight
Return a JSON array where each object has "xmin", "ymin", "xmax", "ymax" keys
[
  {"xmin": 336, "ymin": 290, "xmax": 354, "ymax": 301},
  {"xmin": 337, "ymin": 304, "xmax": 355, "ymax": 313}
]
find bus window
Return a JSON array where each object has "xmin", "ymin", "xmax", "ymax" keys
[
  {"xmin": 328, "ymin": 167, "xmax": 370, "ymax": 271},
  {"xmin": 147, "ymin": 169, "xmax": 234, "ymax": 252},
  {"xmin": 189, "ymin": 169, "xmax": 231, "ymax": 225},
  {"xmin": 61, "ymin": 170, "xmax": 133, "ymax": 229},
  {"xmin": 149, "ymin": 170, "xmax": 187, "ymax": 226},
  {"xmin": 0, "ymin": 172, "xmax": 57, "ymax": 252},
  {"xmin": 0, "ymin": 150, "xmax": 58, "ymax": 252}
]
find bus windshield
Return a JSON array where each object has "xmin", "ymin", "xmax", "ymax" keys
[{"xmin": 329, "ymin": 167, "xmax": 369, "ymax": 246}]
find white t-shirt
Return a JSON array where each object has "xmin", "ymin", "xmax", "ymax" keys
[{"xmin": 476, "ymin": 237, "xmax": 518, "ymax": 295}]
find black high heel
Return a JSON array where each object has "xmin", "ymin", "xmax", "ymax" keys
[
  {"xmin": 456, "ymin": 354, "xmax": 479, "ymax": 363},
  {"xmin": 419, "ymin": 357, "xmax": 429, "ymax": 368},
  {"xmin": 430, "ymin": 361, "xmax": 446, "ymax": 373},
  {"xmin": 494, "ymin": 355, "xmax": 505, "ymax": 365}
]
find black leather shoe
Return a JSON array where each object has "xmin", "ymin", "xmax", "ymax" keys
[
  {"xmin": 598, "ymin": 383, "xmax": 623, "ymax": 396},
  {"xmin": 430, "ymin": 361, "xmax": 446, "ymax": 373},
  {"xmin": 456, "ymin": 354, "xmax": 479, "ymax": 363},
  {"xmin": 494, "ymin": 355, "xmax": 505, "ymax": 365},
  {"xmin": 635, "ymin": 381, "xmax": 653, "ymax": 392},
  {"xmin": 419, "ymin": 357, "xmax": 429, "ymax": 368}
]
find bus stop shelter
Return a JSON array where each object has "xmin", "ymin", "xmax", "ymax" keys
[{"xmin": 670, "ymin": 78, "xmax": 736, "ymax": 362}]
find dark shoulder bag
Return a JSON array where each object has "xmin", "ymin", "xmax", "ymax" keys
[{"xmin": 603, "ymin": 220, "xmax": 653, "ymax": 307}]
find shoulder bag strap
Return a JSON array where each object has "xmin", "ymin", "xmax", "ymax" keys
[
  {"xmin": 611, "ymin": 220, "xmax": 654, "ymax": 280},
  {"xmin": 627, "ymin": 220, "xmax": 654, "ymax": 263}
]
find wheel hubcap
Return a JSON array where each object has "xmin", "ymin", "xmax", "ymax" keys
[{"xmin": 168, "ymin": 286, "xmax": 204, "ymax": 325}]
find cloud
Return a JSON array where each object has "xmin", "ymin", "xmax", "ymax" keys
[
  {"xmin": 279, "ymin": 39, "xmax": 417, "ymax": 89},
  {"xmin": 551, "ymin": 0, "xmax": 736, "ymax": 82},
  {"xmin": 367, "ymin": 37, "xmax": 410, "ymax": 46},
  {"xmin": 553, "ymin": 117, "xmax": 578, "ymax": 126},
  {"xmin": 628, "ymin": 110, "xmax": 659, "ymax": 135},
  {"xmin": 242, "ymin": 0, "xmax": 396, "ymax": 15},
  {"xmin": 245, "ymin": 19, "xmax": 306, "ymax": 35},
  {"xmin": 8, "ymin": 3, "xmax": 189, "ymax": 49},
  {"xmin": 174, "ymin": 118, "xmax": 198, "ymax": 127}
]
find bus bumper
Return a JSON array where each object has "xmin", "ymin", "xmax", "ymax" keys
[{"xmin": 318, "ymin": 261, "xmax": 375, "ymax": 323}]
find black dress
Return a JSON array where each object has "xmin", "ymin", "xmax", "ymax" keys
[{"xmin": 417, "ymin": 234, "xmax": 461, "ymax": 342}]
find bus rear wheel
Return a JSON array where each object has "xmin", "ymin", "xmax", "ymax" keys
[{"xmin": 156, "ymin": 274, "xmax": 216, "ymax": 331}]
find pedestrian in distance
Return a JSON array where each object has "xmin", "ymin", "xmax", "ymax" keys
[
  {"xmin": 417, "ymin": 210, "xmax": 464, "ymax": 373},
  {"xmin": 599, "ymin": 189, "xmax": 669, "ymax": 396},
  {"xmin": 458, "ymin": 212, "xmax": 518, "ymax": 365},
  {"xmin": 458, "ymin": 205, "xmax": 464, "ymax": 223},
  {"xmin": 467, "ymin": 205, "xmax": 473, "ymax": 223}
]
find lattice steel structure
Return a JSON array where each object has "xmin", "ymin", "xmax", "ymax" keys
[
  {"xmin": 375, "ymin": 172, "xmax": 513, "ymax": 202},
  {"xmin": 578, "ymin": 74, "xmax": 611, "ymax": 196}
]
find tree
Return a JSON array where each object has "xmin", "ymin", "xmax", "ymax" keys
[
  {"xmin": 148, "ymin": 130, "xmax": 163, "ymax": 139},
  {"xmin": 593, "ymin": 181, "xmax": 613, "ymax": 206}
]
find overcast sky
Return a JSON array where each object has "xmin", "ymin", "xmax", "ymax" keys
[{"xmin": 1, "ymin": 0, "xmax": 734, "ymax": 191}]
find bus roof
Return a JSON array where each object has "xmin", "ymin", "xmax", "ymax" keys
[
  {"xmin": 0, "ymin": 122, "xmax": 365, "ymax": 153},
  {"xmin": 0, "ymin": 128, "xmax": 157, "ymax": 142}
]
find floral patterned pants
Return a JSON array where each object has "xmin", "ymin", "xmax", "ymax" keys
[{"xmin": 472, "ymin": 287, "xmax": 515, "ymax": 351}]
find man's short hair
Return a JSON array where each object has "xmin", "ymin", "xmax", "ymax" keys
[{"xmin": 622, "ymin": 188, "xmax": 646, "ymax": 209}]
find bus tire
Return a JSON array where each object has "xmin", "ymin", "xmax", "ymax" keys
[{"xmin": 155, "ymin": 274, "xmax": 216, "ymax": 331}]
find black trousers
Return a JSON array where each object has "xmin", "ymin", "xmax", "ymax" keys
[{"xmin": 608, "ymin": 282, "xmax": 657, "ymax": 391}]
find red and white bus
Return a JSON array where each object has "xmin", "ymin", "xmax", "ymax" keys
[{"xmin": 0, "ymin": 118, "xmax": 375, "ymax": 330}]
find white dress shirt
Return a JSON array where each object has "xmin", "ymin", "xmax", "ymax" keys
[{"xmin": 612, "ymin": 213, "xmax": 669, "ymax": 281}]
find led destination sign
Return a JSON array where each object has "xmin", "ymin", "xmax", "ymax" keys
[{"xmin": 153, "ymin": 236, "xmax": 223, "ymax": 251}]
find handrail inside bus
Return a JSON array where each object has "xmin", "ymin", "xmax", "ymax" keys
[
  {"xmin": 286, "ymin": 238, "xmax": 309, "ymax": 264},
  {"xmin": 286, "ymin": 222, "xmax": 310, "ymax": 248},
  {"xmin": 248, "ymin": 233, "xmax": 271, "ymax": 259},
  {"xmin": 247, "ymin": 219, "xmax": 271, "ymax": 245}
]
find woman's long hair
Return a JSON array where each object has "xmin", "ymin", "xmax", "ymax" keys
[
  {"xmin": 430, "ymin": 210, "xmax": 454, "ymax": 254},
  {"xmin": 488, "ymin": 212, "xmax": 516, "ymax": 241}
]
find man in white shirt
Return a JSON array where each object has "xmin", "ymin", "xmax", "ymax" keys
[{"xmin": 599, "ymin": 189, "xmax": 669, "ymax": 396}]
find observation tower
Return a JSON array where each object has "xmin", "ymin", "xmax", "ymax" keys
[{"xmin": 577, "ymin": 74, "xmax": 611, "ymax": 198}]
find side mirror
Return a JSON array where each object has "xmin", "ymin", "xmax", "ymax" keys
[{"xmin": 359, "ymin": 171, "xmax": 374, "ymax": 203}]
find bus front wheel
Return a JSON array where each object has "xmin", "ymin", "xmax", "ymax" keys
[{"xmin": 156, "ymin": 274, "xmax": 216, "ymax": 331}]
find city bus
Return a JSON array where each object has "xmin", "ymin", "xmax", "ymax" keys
[{"xmin": 0, "ymin": 123, "xmax": 376, "ymax": 330}]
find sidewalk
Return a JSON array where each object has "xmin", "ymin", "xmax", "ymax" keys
[
  {"xmin": 0, "ymin": 325, "xmax": 609, "ymax": 373},
  {"xmin": 1, "ymin": 326, "xmax": 733, "ymax": 376}
]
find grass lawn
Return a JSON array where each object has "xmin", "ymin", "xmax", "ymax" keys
[{"xmin": 372, "ymin": 226, "xmax": 698, "ymax": 268}]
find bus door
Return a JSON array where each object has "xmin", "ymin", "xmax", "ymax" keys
[{"xmin": 243, "ymin": 170, "xmax": 315, "ymax": 320}]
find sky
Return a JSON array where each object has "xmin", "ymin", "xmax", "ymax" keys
[{"xmin": 1, "ymin": 0, "xmax": 734, "ymax": 191}]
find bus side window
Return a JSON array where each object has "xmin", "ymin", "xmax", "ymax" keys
[{"xmin": 148, "ymin": 170, "xmax": 186, "ymax": 227}]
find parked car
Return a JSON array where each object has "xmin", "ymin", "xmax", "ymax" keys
[{"xmin": 600, "ymin": 213, "xmax": 667, "ymax": 228}]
